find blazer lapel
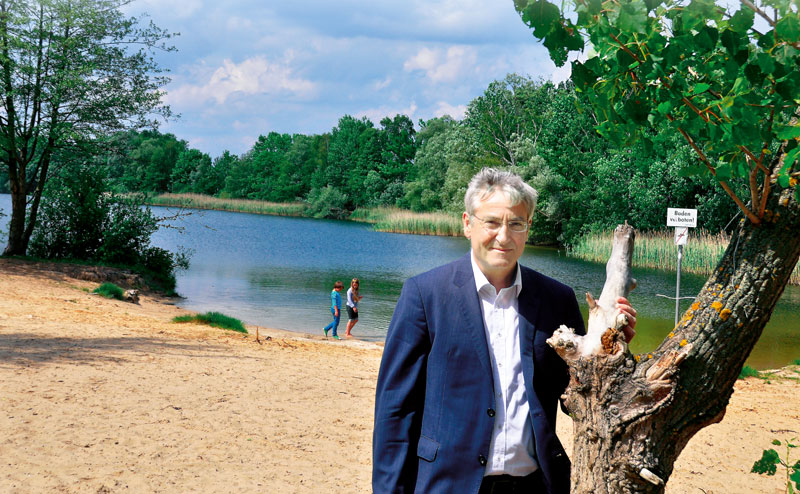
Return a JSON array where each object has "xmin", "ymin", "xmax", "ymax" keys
[
  {"xmin": 518, "ymin": 267, "xmax": 540, "ymax": 394},
  {"xmin": 452, "ymin": 254, "xmax": 493, "ymax": 379}
]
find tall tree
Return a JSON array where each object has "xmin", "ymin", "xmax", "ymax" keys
[
  {"xmin": 326, "ymin": 115, "xmax": 382, "ymax": 208},
  {"xmin": 0, "ymin": 0, "xmax": 172, "ymax": 255},
  {"xmin": 375, "ymin": 114, "xmax": 416, "ymax": 204},
  {"xmin": 514, "ymin": 0, "xmax": 800, "ymax": 492},
  {"xmin": 170, "ymin": 148, "xmax": 211, "ymax": 194},
  {"xmin": 464, "ymin": 73, "xmax": 555, "ymax": 167}
]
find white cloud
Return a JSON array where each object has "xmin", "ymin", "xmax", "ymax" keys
[
  {"xmin": 226, "ymin": 16, "xmax": 255, "ymax": 31},
  {"xmin": 403, "ymin": 46, "xmax": 477, "ymax": 83},
  {"xmin": 356, "ymin": 102, "xmax": 419, "ymax": 124},
  {"xmin": 433, "ymin": 101, "xmax": 466, "ymax": 120},
  {"xmin": 166, "ymin": 55, "xmax": 316, "ymax": 106},
  {"xmin": 373, "ymin": 76, "xmax": 392, "ymax": 91},
  {"xmin": 551, "ymin": 63, "xmax": 571, "ymax": 85},
  {"xmin": 411, "ymin": 0, "xmax": 509, "ymax": 31}
]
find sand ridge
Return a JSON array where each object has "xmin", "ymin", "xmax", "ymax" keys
[{"xmin": 0, "ymin": 258, "xmax": 797, "ymax": 493}]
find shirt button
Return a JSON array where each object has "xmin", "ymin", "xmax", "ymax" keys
[
  {"xmin": 478, "ymin": 455, "xmax": 487, "ymax": 466},
  {"xmin": 487, "ymin": 408, "xmax": 496, "ymax": 417}
]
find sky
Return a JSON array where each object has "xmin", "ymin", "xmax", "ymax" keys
[{"xmin": 121, "ymin": 0, "xmax": 568, "ymax": 159}]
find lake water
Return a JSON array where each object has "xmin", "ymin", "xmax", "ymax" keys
[{"xmin": 1, "ymin": 194, "xmax": 798, "ymax": 369}]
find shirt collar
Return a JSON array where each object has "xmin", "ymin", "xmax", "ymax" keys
[{"xmin": 469, "ymin": 250, "xmax": 523, "ymax": 297}]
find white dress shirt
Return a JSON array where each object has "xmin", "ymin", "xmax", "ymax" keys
[{"xmin": 470, "ymin": 255, "xmax": 539, "ymax": 477}]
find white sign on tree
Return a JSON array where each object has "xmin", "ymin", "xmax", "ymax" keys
[
  {"xmin": 667, "ymin": 208, "xmax": 697, "ymax": 325},
  {"xmin": 667, "ymin": 208, "xmax": 697, "ymax": 228}
]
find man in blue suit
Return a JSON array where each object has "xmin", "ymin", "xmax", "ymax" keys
[{"xmin": 373, "ymin": 168, "xmax": 636, "ymax": 493}]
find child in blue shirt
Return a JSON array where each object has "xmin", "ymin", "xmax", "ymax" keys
[{"xmin": 323, "ymin": 280, "xmax": 344, "ymax": 340}]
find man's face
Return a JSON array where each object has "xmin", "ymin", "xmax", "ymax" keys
[{"xmin": 463, "ymin": 191, "xmax": 530, "ymax": 287}]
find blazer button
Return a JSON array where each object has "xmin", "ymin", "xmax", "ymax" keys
[
  {"xmin": 478, "ymin": 455, "xmax": 487, "ymax": 466},
  {"xmin": 487, "ymin": 408, "xmax": 496, "ymax": 417}
]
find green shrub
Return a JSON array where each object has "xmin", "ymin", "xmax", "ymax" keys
[
  {"xmin": 172, "ymin": 312, "xmax": 247, "ymax": 333},
  {"xmin": 739, "ymin": 365, "xmax": 760, "ymax": 379},
  {"xmin": 29, "ymin": 161, "xmax": 189, "ymax": 293},
  {"xmin": 93, "ymin": 282, "xmax": 125, "ymax": 300},
  {"xmin": 305, "ymin": 186, "xmax": 349, "ymax": 219}
]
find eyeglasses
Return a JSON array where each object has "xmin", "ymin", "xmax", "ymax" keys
[{"xmin": 471, "ymin": 215, "xmax": 530, "ymax": 233}]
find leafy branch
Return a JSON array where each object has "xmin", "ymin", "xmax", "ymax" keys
[{"xmin": 514, "ymin": 0, "xmax": 800, "ymax": 226}]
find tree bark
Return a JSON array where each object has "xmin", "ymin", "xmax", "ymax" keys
[{"xmin": 552, "ymin": 183, "xmax": 800, "ymax": 493}]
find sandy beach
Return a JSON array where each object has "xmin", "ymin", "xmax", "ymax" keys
[{"xmin": 1, "ymin": 258, "xmax": 797, "ymax": 493}]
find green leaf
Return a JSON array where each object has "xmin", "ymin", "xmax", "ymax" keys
[
  {"xmin": 716, "ymin": 162, "xmax": 732, "ymax": 180},
  {"xmin": 729, "ymin": 7, "xmax": 754, "ymax": 33},
  {"xmin": 623, "ymin": 96, "xmax": 649, "ymax": 124},
  {"xmin": 694, "ymin": 26, "xmax": 719, "ymax": 53},
  {"xmin": 734, "ymin": 47, "xmax": 750, "ymax": 66},
  {"xmin": 721, "ymin": 29, "xmax": 743, "ymax": 54},
  {"xmin": 774, "ymin": 44, "xmax": 800, "ymax": 65},
  {"xmin": 752, "ymin": 449, "xmax": 780, "ymax": 475},
  {"xmin": 572, "ymin": 59, "xmax": 598, "ymax": 89},
  {"xmin": 796, "ymin": 186, "xmax": 800, "ymax": 203},
  {"xmin": 791, "ymin": 469, "xmax": 800, "ymax": 491},
  {"xmin": 777, "ymin": 126, "xmax": 800, "ymax": 140},
  {"xmin": 773, "ymin": 439, "xmax": 783, "ymax": 446},
  {"xmin": 744, "ymin": 63, "xmax": 763, "ymax": 85},
  {"xmin": 616, "ymin": 47, "xmax": 637, "ymax": 69},
  {"xmin": 758, "ymin": 29, "xmax": 776, "ymax": 50},
  {"xmin": 617, "ymin": 0, "xmax": 649, "ymax": 33},
  {"xmin": 776, "ymin": 15, "xmax": 800, "ymax": 43},
  {"xmin": 757, "ymin": 53, "xmax": 776, "ymax": 74},
  {"xmin": 524, "ymin": 0, "xmax": 560, "ymax": 38},
  {"xmin": 657, "ymin": 101, "xmax": 673, "ymax": 115},
  {"xmin": 691, "ymin": 83, "xmax": 711, "ymax": 95},
  {"xmin": 732, "ymin": 76, "xmax": 748, "ymax": 94}
]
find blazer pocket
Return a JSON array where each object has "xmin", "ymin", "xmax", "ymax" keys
[{"xmin": 417, "ymin": 434, "xmax": 439, "ymax": 463}]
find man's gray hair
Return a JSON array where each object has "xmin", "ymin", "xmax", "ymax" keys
[{"xmin": 464, "ymin": 167, "xmax": 538, "ymax": 219}]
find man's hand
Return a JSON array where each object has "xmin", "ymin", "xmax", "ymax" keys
[{"xmin": 615, "ymin": 296, "xmax": 637, "ymax": 343}]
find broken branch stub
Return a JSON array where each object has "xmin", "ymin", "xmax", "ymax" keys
[{"xmin": 548, "ymin": 223, "xmax": 637, "ymax": 360}]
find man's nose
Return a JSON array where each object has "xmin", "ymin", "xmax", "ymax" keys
[{"xmin": 494, "ymin": 222, "xmax": 512, "ymax": 242}]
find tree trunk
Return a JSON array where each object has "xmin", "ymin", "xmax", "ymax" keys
[
  {"xmin": 551, "ymin": 184, "xmax": 800, "ymax": 493},
  {"xmin": 3, "ymin": 178, "xmax": 28, "ymax": 256}
]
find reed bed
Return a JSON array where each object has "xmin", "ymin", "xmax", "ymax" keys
[
  {"xmin": 144, "ymin": 193, "xmax": 306, "ymax": 217},
  {"xmin": 569, "ymin": 229, "xmax": 800, "ymax": 286},
  {"xmin": 352, "ymin": 207, "xmax": 463, "ymax": 236}
]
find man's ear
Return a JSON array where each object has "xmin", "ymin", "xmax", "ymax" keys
[{"xmin": 462, "ymin": 211, "xmax": 471, "ymax": 238}]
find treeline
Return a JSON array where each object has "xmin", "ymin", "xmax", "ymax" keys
[{"xmin": 102, "ymin": 74, "xmax": 740, "ymax": 246}]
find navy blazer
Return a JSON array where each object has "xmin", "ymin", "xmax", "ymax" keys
[{"xmin": 373, "ymin": 253, "xmax": 585, "ymax": 494}]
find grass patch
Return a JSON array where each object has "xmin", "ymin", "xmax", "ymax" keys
[
  {"xmin": 739, "ymin": 365, "xmax": 761, "ymax": 379},
  {"xmin": 569, "ymin": 229, "xmax": 800, "ymax": 285},
  {"xmin": 351, "ymin": 207, "xmax": 463, "ymax": 236},
  {"xmin": 172, "ymin": 311, "xmax": 247, "ymax": 333},
  {"xmin": 144, "ymin": 193, "xmax": 306, "ymax": 217},
  {"xmin": 793, "ymin": 359, "xmax": 800, "ymax": 366},
  {"xmin": 93, "ymin": 282, "xmax": 125, "ymax": 300}
]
